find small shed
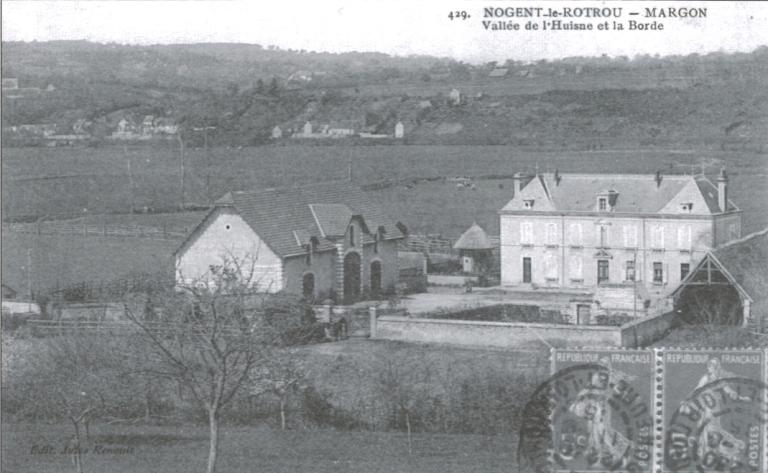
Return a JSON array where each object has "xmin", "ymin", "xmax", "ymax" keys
[
  {"xmin": 453, "ymin": 223, "xmax": 493, "ymax": 274},
  {"xmin": 271, "ymin": 126, "xmax": 283, "ymax": 139}
]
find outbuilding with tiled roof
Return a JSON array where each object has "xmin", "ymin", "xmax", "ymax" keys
[
  {"xmin": 174, "ymin": 180, "xmax": 405, "ymax": 303},
  {"xmin": 672, "ymin": 228, "xmax": 768, "ymax": 331}
]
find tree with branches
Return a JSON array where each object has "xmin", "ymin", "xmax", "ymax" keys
[{"xmin": 126, "ymin": 253, "xmax": 312, "ymax": 473}]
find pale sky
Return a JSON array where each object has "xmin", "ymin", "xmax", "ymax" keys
[{"xmin": 3, "ymin": 1, "xmax": 768, "ymax": 63}]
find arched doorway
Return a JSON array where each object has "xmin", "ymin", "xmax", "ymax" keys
[
  {"xmin": 302, "ymin": 273, "xmax": 315, "ymax": 301},
  {"xmin": 370, "ymin": 261, "xmax": 382, "ymax": 298},
  {"xmin": 343, "ymin": 252, "xmax": 361, "ymax": 303}
]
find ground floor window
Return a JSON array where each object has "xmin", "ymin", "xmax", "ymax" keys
[
  {"xmin": 653, "ymin": 262, "xmax": 664, "ymax": 283},
  {"xmin": 597, "ymin": 259, "xmax": 609, "ymax": 284},
  {"xmin": 625, "ymin": 260, "xmax": 635, "ymax": 281},
  {"xmin": 680, "ymin": 263, "xmax": 690, "ymax": 281}
]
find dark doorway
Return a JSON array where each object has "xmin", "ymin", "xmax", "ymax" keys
[
  {"xmin": 577, "ymin": 304, "xmax": 592, "ymax": 325},
  {"xmin": 343, "ymin": 252, "xmax": 361, "ymax": 303},
  {"xmin": 302, "ymin": 273, "xmax": 315, "ymax": 300},
  {"xmin": 522, "ymin": 257, "xmax": 532, "ymax": 283},
  {"xmin": 597, "ymin": 259, "xmax": 609, "ymax": 284},
  {"xmin": 370, "ymin": 261, "xmax": 382, "ymax": 298}
]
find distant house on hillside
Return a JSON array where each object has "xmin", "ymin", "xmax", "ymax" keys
[
  {"xmin": 174, "ymin": 181, "xmax": 406, "ymax": 303},
  {"xmin": 2, "ymin": 78, "xmax": 19, "ymax": 90},
  {"xmin": 394, "ymin": 121, "xmax": 405, "ymax": 138},
  {"xmin": 672, "ymin": 228, "xmax": 768, "ymax": 332},
  {"xmin": 489, "ymin": 68, "xmax": 508, "ymax": 78},
  {"xmin": 271, "ymin": 126, "xmax": 283, "ymax": 139},
  {"xmin": 448, "ymin": 88, "xmax": 463, "ymax": 106}
]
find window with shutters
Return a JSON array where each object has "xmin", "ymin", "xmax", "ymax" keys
[
  {"xmin": 546, "ymin": 223, "xmax": 558, "ymax": 246},
  {"xmin": 651, "ymin": 225, "xmax": 664, "ymax": 249},
  {"xmin": 544, "ymin": 253, "xmax": 558, "ymax": 281},
  {"xmin": 568, "ymin": 223, "xmax": 583, "ymax": 247},
  {"xmin": 623, "ymin": 225, "xmax": 638, "ymax": 248},
  {"xmin": 569, "ymin": 255, "xmax": 583, "ymax": 281},
  {"xmin": 677, "ymin": 225, "xmax": 692, "ymax": 250},
  {"xmin": 521, "ymin": 222, "xmax": 534, "ymax": 245}
]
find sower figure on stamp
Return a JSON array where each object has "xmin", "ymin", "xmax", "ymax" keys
[
  {"xmin": 568, "ymin": 358, "xmax": 635, "ymax": 467},
  {"xmin": 686, "ymin": 357, "xmax": 750, "ymax": 464}
]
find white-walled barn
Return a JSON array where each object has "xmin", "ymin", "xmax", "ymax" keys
[{"xmin": 174, "ymin": 181, "xmax": 405, "ymax": 303}]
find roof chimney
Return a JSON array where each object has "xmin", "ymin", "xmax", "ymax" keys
[
  {"xmin": 655, "ymin": 170, "xmax": 662, "ymax": 188},
  {"xmin": 513, "ymin": 172, "xmax": 523, "ymax": 196},
  {"xmin": 717, "ymin": 167, "xmax": 728, "ymax": 213},
  {"xmin": 554, "ymin": 169, "xmax": 561, "ymax": 186}
]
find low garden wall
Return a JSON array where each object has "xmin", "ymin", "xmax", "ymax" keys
[
  {"xmin": 619, "ymin": 311, "xmax": 680, "ymax": 348},
  {"xmin": 372, "ymin": 310, "xmax": 679, "ymax": 348},
  {"xmin": 374, "ymin": 316, "xmax": 623, "ymax": 348}
]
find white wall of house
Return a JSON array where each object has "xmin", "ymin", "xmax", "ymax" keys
[
  {"xmin": 175, "ymin": 207, "xmax": 284, "ymax": 293},
  {"xmin": 500, "ymin": 213, "xmax": 728, "ymax": 294}
]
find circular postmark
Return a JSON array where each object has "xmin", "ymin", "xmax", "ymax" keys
[
  {"xmin": 519, "ymin": 363, "xmax": 654, "ymax": 473},
  {"xmin": 665, "ymin": 377, "xmax": 768, "ymax": 473}
]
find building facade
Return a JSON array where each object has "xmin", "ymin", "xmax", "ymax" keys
[
  {"xmin": 500, "ymin": 171, "xmax": 741, "ymax": 302},
  {"xmin": 174, "ymin": 181, "xmax": 405, "ymax": 302}
]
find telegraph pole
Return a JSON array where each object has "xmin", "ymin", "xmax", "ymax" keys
[{"xmin": 178, "ymin": 133, "xmax": 186, "ymax": 210}]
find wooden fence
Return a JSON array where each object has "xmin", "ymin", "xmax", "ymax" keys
[{"xmin": 398, "ymin": 234, "xmax": 500, "ymax": 256}]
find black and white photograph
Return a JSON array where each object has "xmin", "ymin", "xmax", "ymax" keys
[{"xmin": 2, "ymin": 1, "xmax": 768, "ymax": 472}]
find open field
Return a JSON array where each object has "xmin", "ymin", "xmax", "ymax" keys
[{"xmin": 4, "ymin": 145, "xmax": 767, "ymax": 236}]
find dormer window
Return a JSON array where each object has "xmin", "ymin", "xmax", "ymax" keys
[
  {"xmin": 597, "ymin": 190, "xmax": 618, "ymax": 212},
  {"xmin": 524, "ymin": 199, "xmax": 535, "ymax": 209},
  {"xmin": 681, "ymin": 203, "xmax": 693, "ymax": 213}
]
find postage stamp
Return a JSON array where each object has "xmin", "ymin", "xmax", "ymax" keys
[
  {"xmin": 661, "ymin": 349, "xmax": 768, "ymax": 473},
  {"xmin": 518, "ymin": 349, "xmax": 655, "ymax": 473}
]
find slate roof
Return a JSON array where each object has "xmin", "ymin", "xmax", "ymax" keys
[
  {"xmin": 209, "ymin": 180, "xmax": 404, "ymax": 258},
  {"xmin": 711, "ymin": 228, "xmax": 768, "ymax": 302},
  {"xmin": 502, "ymin": 173, "xmax": 738, "ymax": 214},
  {"xmin": 454, "ymin": 223, "xmax": 493, "ymax": 250}
]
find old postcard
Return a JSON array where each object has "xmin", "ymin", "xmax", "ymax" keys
[{"xmin": 2, "ymin": 1, "xmax": 767, "ymax": 472}]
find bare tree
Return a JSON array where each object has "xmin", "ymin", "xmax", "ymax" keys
[
  {"xmin": 15, "ymin": 333, "xmax": 138, "ymax": 473},
  {"xmin": 249, "ymin": 351, "xmax": 307, "ymax": 430},
  {"xmin": 126, "ymin": 254, "xmax": 309, "ymax": 473}
]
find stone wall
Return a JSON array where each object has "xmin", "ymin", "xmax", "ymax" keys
[
  {"xmin": 374, "ymin": 315, "xmax": 623, "ymax": 348},
  {"xmin": 373, "ymin": 310, "xmax": 678, "ymax": 348}
]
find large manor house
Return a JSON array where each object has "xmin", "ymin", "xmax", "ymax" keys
[{"xmin": 499, "ymin": 169, "xmax": 740, "ymax": 295}]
